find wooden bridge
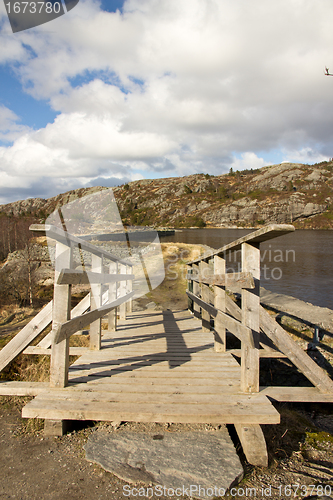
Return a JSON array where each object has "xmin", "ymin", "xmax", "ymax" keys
[{"xmin": 1, "ymin": 223, "xmax": 333, "ymax": 467}]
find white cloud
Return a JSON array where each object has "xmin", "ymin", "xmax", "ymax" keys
[
  {"xmin": 230, "ymin": 152, "xmax": 266, "ymax": 172},
  {"xmin": 1, "ymin": 0, "xmax": 333, "ymax": 202},
  {"xmin": 0, "ymin": 105, "xmax": 31, "ymax": 142},
  {"xmin": 0, "ymin": 105, "xmax": 19, "ymax": 130},
  {"xmin": 282, "ymin": 147, "xmax": 329, "ymax": 165}
]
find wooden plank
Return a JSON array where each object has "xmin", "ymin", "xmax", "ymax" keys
[
  {"xmin": 71, "ymin": 356, "xmax": 233, "ymax": 364},
  {"xmin": 199, "ymin": 261, "xmax": 211, "ymax": 332},
  {"xmin": 191, "ymin": 264, "xmax": 201, "ymax": 317},
  {"xmin": 214, "ymin": 255, "xmax": 226, "ymax": 352},
  {"xmin": 189, "ymin": 271, "xmax": 254, "ymax": 289},
  {"xmin": 90, "ymin": 254, "xmax": 102, "ymax": 350},
  {"xmin": 54, "ymin": 291, "xmax": 135, "ymax": 343},
  {"xmin": 241, "ymin": 243, "xmax": 260, "ymax": 393},
  {"xmin": 70, "ymin": 369, "xmax": 240, "ymax": 377},
  {"xmin": 229, "ymin": 349, "xmax": 287, "ymax": 359},
  {"xmin": 70, "ymin": 361, "xmax": 239, "ymax": 370},
  {"xmin": 186, "ymin": 292, "xmax": 253, "ymax": 347},
  {"xmin": 235, "ymin": 424, "xmax": 268, "ymax": 466},
  {"xmin": 57, "ymin": 269, "xmax": 134, "ymax": 285},
  {"xmin": 24, "ymin": 346, "xmax": 88, "ymax": 355},
  {"xmin": 69, "ymin": 356, "xmax": 240, "ymax": 366},
  {"xmin": 50, "ymin": 241, "xmax": 72, "ymax": 388},
  {"xmin": 0, "ymin": 381, "xmax": 49, "ymax": 396},
  {"xmin": 37, "ymin": 293, "xmax": 91, "ymax": 349},
  {"xmin": 69, "ymin": 376, "xmax": 241, "ymax": 385},
  {"xmin": 108, "ymin": 262, "xmax": 117, "ymax": 331},
  {"xmin": 187, "ymin": 265, "xmax": 194, "ymax": 312},
  {"xmin": 189, "ymin": 224, "xmax": 295, "ymax": 264},
  {"xmin": 68, "ymin": 381, "xmax": 241, "ymax": 394},
  {"xmin": 0, "ymin": 300, "xmax": 53, "ymax": 372},
  {"xmin": 216, "ymin": 312, "xmax": 255, "ymax": 348},
  {"xmin": 259, "ymin": 386, "xmax": 333, "ymax": 402},
  {"xmin": 224, "ymin": 300, "xmax": 285, "ymax": 355},
  {"xmin": 126, "ymin": 265, "xmax": 133, "ymax": 314},
  {"xmin": 30, "ymin": 224, "xmax": 132, "ymax": 266},
  {"xmin": 260, "ymin": 306, "xmax": 333, "ymax": 394},
  {"xmin": 34, "ymin": 390, "xmax": 272, "ymax": 405},
  {"xmin": 225, "ymin": 294, "xmax": 242, "ymax": 322},
  {"xmin": 119, "ymin": 264, "xmax": 127, "ymax": 321},
  {"xmin": 22, "ymin": 396, "xmax": 280, "ymax": 424},
  {"xmin": 44, "ymin": 419, "xmax": 67, "ymax": 437}
]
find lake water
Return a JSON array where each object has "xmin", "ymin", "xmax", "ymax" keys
[{"xmin": 161, "ymin": 228, "xmax": 333, "ymax": 310}]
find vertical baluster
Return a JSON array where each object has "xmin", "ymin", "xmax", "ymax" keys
[
  {"xmin": 241, "ymin": 242, "xmax": 260, "ymax": 393},
  {"xmin": 187, "ymin": 264, "xmax": 193, "ymax": 312},
  {"xmin": 192, "ymin": 263, "xmax": 200, "ymax": 318},
  {"xmin": 50, "ymin": 241, "xmax": 72, "ymax": 388},
  {"xmin": 214, "ymin": 255, "xmax": 226, "ymax": 352},
  {"xmin": 199, "ymin": 260, "xmax": 211, "ymax": 332},
  {"xmin": 90, "ymin": 254, "xmax": 102, "ymax": 350},
  {"xmin": 108, "ymin": 261, "xmax": 117, "ymax": 332},
  {"xmin": 119, "ymin": 263, "xmax": 127, "ymax": 320},
  {"xmin": 126, "ymin": 265, "xmax": 133, "ymax": 314}
]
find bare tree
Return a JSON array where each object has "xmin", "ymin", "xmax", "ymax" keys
[{"xmin": 0, "ymin": 217, "xmax": 39, "ymax": 307}]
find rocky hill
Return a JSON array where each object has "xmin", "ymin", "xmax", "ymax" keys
[
  {"xmin": 1, "ymin": 161, "xmax": 333, "ymax": 230},
  {"xmin": 115, "ymin": 161, "xmax": 333, "ymax": 229}
]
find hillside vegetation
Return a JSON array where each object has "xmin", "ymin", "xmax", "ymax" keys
[{"xmin": 114, "ymin": 161, "xmax": 333, "ymax": 229}]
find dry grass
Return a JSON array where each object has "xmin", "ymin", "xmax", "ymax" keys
[{"xmin": 147, "ymin": 243, "xmax": 206, "ymax": 310}]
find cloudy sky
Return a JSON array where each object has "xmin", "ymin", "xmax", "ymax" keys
[{"xmin": 0, "ymin": 0, "xmax": 333, "ymax": 204}]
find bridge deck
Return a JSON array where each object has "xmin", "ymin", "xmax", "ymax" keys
[{"xmin": 22, "ymin": 310, "xmax": 279, "ymax": 424}]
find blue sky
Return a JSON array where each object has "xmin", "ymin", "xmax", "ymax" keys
[
  {"xmin": 0, "ymin": 64, "xmax": 57, "ymax": 134},
  {"xmin": 0, "ymin": 0, "xmax": 333, "ymax": 204},
  {"xmin": 0, "ymin": 0, "xmax": 125, "ymax": 139}
]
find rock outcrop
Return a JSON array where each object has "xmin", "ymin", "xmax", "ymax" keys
[{"xmin": 1, "ymin": 161, "xmax": 333, "ymax": 229}]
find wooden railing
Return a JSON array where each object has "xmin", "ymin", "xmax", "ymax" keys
[
  {"xmin": 30, "ymin": 224, "xmax": 134, "ymax": 388},
  {"xmin": 186, "ymin": 224, "xmax": 333, "ymax": 395}
]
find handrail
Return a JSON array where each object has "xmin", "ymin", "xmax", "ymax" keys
[
  {"xmin": 30, "ymin": 223, "xmax": 136, "ymax": 388},
  {"xmin": 188, "ymin": 224, "xmax": 295, "ymax": 264},
  {"xmin": 30, "ymin": 224, "xmax": 132, "ymax": 266},
  {"xmin": 187, "ymin": 225, "xmax": 284, "ymax": 393},
  {"xmin": 54, "ymin": 291, "xmax": 135, "ymax": 343},
  {"xmin": 187, "ymin": 223, "xmax": 333, "ymax": 395},
  {"xmin": 57, "ymin": 269, "xmax": 135, "ymax": 285},
  {"xmin": 186, "ymin": 291, "xmax": 254, "ymax": 347},
  {"xmin": 187, "ymin": 270, "xmax": 255, "ymax": 289}
]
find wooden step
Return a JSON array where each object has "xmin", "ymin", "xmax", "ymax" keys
[{"xmin": 22, "ymin": 393, "xmax": 279, "ymax": 424}]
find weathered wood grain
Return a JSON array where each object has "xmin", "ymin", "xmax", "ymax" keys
[
  {"xmin": 57, "ymin": 269, "xmax": 134, "ymax": 285},
  {"xmin": 188, "ymin": 271, "xmax": 254, "ymax": 289},
  {"xmin": 260, "ymin": 306, "xmax": 333, "ymax": 394},
  {"xmin": 241, "ymin": 242, "xmax": 260, "ymax": 393},
  {"xmin": 0, "ymin": 300, "xmax": 53, "ymax": 372},
  {"xmin": 235, "ymin": 424, "xmax": 268, "ymax": 466}
]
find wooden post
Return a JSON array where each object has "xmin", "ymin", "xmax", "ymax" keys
[
  {"xmin": 192, "ymin": 263, "xmax": 201, "ymax": 318},
  {"xmin": 50, "ymin": 241, "xmax": 72, "ymax": 388},
  {"xmin": 214, "ymin": 255, "xmax": 226, "ymax": 352},
  {"xmin": 119, "ymin": 263, "xmax": 127, "ymax": 320},
  {"xmin": 235, "ymin": 424, "xmax": 268, "ymax": 466},
  {"xmin": 90, "ymin": 254, "xmax": 102, "ymax": 350},
  {"xmin": 241, "ymin": 242, "xmax": 260, "ymax": 393},
  {"xmin": 187, "ymin": 265, "xmax": 193, "ymax": 313},
  {"xmin": 199, "ymin": 261, "xmax": 211, "ymax": 332},
  {"xmin": 108, "ymin": 262, "xmax": 117, "ymax": 331},
  {"xmin": 126, "ymin": 265, "xmax": 133, "ymax": 314}
]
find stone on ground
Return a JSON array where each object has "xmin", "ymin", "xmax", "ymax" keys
[{"xmin": 84, "ymin": 428, "xmax": 243, "ymax": 499}]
